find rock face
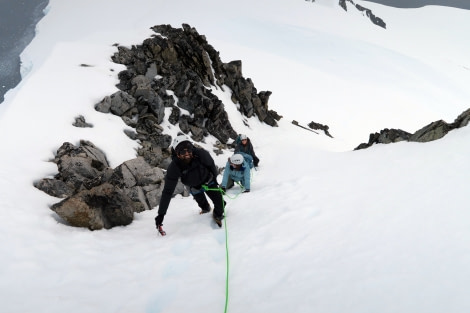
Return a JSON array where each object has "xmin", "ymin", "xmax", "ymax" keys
[
  {"xmin": 339, "ymin": 0, "xmax": 386, "ymax": 28},
  {"xmin": 51, "ymin": 183, "xmax": 135, "ymax": 230},
  {"xmin": 35, "ymin": 141, "xmax": 185, "ymax": 229},
  {"xmin": 95, "ymin": 23, "xmax": 281, "ymax": 167},
  {"xmin": 355, "ymin": 108, "xmax": 470, "ymax": 150}
]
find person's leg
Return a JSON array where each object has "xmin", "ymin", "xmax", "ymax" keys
[
  {"xmin": 192, "ymin": 189, "xmax": 211, "ymax": 212},
  {"xmin": 206, "ymin": 189, "xmax": 224, "ymax": 218}
]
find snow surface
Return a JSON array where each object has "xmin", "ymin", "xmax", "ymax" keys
[{"xmin": 1, "ymin": 0, "xmax": 470, "ymax": 312}]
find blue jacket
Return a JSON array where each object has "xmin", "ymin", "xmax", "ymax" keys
[{"xmin": 221, "ymin": 160, "xmax": 251, "ymax": 190}]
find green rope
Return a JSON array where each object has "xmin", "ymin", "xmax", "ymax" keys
[
  {"xmin": 222, "ymin": 207, "xmax": 229, "ymax": 313},
  {"xmin": 224, "ymin": 181, "xmax": 245, "ymax": 199},
  {"xmin": 202, "ymin": 169, "xmax": 255, "ymax": 312},
  {"xmin": 202, "ymin": 185, "xmax": 230, "ymax": 313}
]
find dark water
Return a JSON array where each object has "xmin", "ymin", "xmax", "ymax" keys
[
  {"xmin": 0, "ymin": 0, "xmax": 49, "ymax": 104},
  {"xmin": 362, "ymin": 0, "xmax": 470, "ymax": 9}
]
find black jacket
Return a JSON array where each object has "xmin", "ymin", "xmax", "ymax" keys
[
  {"xmin": 158, "ymin": 147, "xmax": 218, "ymax": 216},
  {"xmin": 235, "ymin": 139, "xmax": 259, "ymax": 165}
]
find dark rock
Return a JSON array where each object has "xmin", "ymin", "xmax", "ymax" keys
[
  {"xmin": 73, "ymin": 115, "xmax": 93, "ymax": 128},
  {"xmin": 52, "ymin": 141, "xmax": 109, "ymax": 193},
  {"xmin": 339, "ymin": 0, "xmax": 386, "ymax": 28},
  {"xmin": 410, "ymin": 120, "xmax": 450, "ymax": 142},
  {"xmin": 95, "ymin": 91, "xmax": 136, "ymax": 117},
  {"xmin": 51, "ymin": 183, "xmax": 135, "ymax": 230},
  {"xmin": 354, "ymin": 107, "xmax": 470, "ymax": 150},
  {"xmin": 308, "ymin": 121, "xmax": 333, "ymax": 138},
  {"xmin": 107, "ymin": 157, "xmax": 165, "ymax": 212},
  {"xmin": 451, "ymin": 108, "xmax": 470, "ymax": 128},
  {"xmin": 34, "ymin": 178, "xmax": 74, "ymax": 198},
  {"xmin": 108, "ymin": 23, "xmax": 279, "ymax": 152}
]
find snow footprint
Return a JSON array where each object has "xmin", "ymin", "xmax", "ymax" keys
[
  {"xmin": 162, "ymin": 260, "xmax": 189, "ymax": 278},
  {"xmin": 161, "ymin": 240, "xmax": 192, "ymax": 278},
  {"xmin": 171, "ymin": 239, "xmax": 192, "ymax": 256}
]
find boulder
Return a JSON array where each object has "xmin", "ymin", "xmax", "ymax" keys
[{"xmin": 51, "ymin": 183, "xmax": 135, "ymax": 230}]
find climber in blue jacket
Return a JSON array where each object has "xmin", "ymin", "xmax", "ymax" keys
[{"xmin": 221, "ymin": 153, "xmax": 251, "ymax": 193}]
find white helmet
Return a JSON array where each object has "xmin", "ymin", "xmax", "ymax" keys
[
  {"xmin": 239, "ymin": 134, "xmax": 248, "ymax": 140},
  {"xmin": 230, "ymin": 154, "xmax": 244, "ymax": 165},
  {"xmin": 172, "ymin": 135, "xmax": 190, "ymax": 149}
]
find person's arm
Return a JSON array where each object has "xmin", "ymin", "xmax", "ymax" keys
[
  {"xmin": 221, "ymin": 161, "xmax": 231, "ymax": 188},
  {"xmin": 249, "ymin": 142, "xmax": 259, "ymax": 166},
  {"xmin": 249, "ymin": 142, "xmax": 258, "ymax": 159},
  {"xmin": 155, "ymin": 163, "xmax": 179, "ymax": 225},
  {"xmin": 243, "ymin": 162, "xmax": 251, "ymax": 190}
]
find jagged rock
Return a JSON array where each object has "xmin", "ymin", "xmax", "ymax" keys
[
  {"xmin": 410, "ymin": 120, "xmax": 450, "ymax": 142},
  {"xmin": 339, "ymin": 0, "xmax": 386, "ymax": 29},
  {"xmin": 451, "ymin": 108, "xmax": 470, "ymax": 128},
  {"xmin": 52, "ymin": 141, "xmax": 109, "ymax": 193},
  {"xmin": 355, "ymin": 129, "xmax": 411, "ymax": 150},
  {"xmin": 308, "ymin": 121, "xmax": 333, "ymax": 138},
  {"xmin": 168, "ymin": 106, "xmax": 180, "ymax": 125},
  {"xmin": 73, "ymin": 115, "xmax": 93, "ymax": 128},
  {"xmin": 292, "ymin": 120, "xmax": 321, "ymax": 134},
  {"xmin": 107, "ymin": 157, "xmax": 165, "ymax": 212},
  {"xmin": 268, "ymin": 110, "xmax": 283, "ymax": 121},
  {"xmin": 355, "ymin": 4, "xmax": 386, "ymax": 28},
  {"xmin": 355, "ymin": 107, "xmax": 470, "ymax": 150},
  {"xmin": 107, "ymin": 23, "xmax": 278, "ymax": 152},
  {"xmin": 36, "ymin": 142, "xmax": 179, "ymax": 229},
  {"xmin": 95, "ymin": 91, "xmax": 136, "ymax": 117},
  {"xmin": 124, "ymin": 129, "xmax": 138, "ymax": 140},
  {"xmin": 51, "ymin": 183, "xmax": 135, "ymax": 230},
  {"xmin": 135, "ymin": 113, "xmax": 163, "ymax": 136},
  {"xmin": 34, "ymin": 178, "xmax": 74, "ymax": 198}
]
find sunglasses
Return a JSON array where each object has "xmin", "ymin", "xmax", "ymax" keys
[{"xmin": 177, "ymin": 148, "xmax": 193, "ymax": 156}]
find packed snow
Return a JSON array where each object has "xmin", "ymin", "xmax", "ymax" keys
[{"xmin": 1, "ymin": 0, "xmax": 470, "ymax": 312}]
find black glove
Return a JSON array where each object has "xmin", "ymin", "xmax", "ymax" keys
[
  {"xmin": 155, "ymin": 215, "xmax": 164, "ymax": 227},
  {"xmin": 221, "ymin": 187, "xmax": 226, "ymax": 192},
  {"xmin": 243, "ymin": 189, "xmax": 250, "ymax": 193}
]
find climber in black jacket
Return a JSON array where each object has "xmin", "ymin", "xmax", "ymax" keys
[{"xmin": 155, "ymin": 135, "xmax": 224, "ymax": 235}]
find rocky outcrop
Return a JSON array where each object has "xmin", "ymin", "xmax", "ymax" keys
[
  {"xmin": 339, "ymin": 0, "xmax": 386, "ymax": 29},
  {"xmin": 51, "ymin": 183, "xmax": 135, "ymax": 230},
  {"xmin": 95, "ymin": 23, "xmax": 281, "ymax": 169},
  {"xmin": 36, "ymin": 24, "xmax": 282, "ymax": 230},
  {"xmin": 35, "ymin": 141, "xmax": 187, "ymax": 229},
  {"xmin": 308, "ymin": 121, "xmax": 333, "ymax": 138},
  {"xmin": 73, "ymin": 115, "xmax": 93, "ymax": 128},
  {"xmin": 355, "ymin": 108, "xmax": 470, "ymax": 150}
]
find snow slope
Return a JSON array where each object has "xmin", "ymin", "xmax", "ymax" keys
[{"xmin": 1, "ymin": 1, "xmax": 469, "ymax": 312}]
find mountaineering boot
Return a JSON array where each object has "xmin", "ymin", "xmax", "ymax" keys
[
  {"xmin": 200, "ymin": 206, "xmax": 212, "ymax": 214},
  {"xmin": 213, "ymin": 214, "xmax": 224, "ymax": 227}
]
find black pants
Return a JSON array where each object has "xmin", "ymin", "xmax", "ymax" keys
[{"xmin": 191, "ymin": 184, "xmax": 224, "ymax": 218}]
